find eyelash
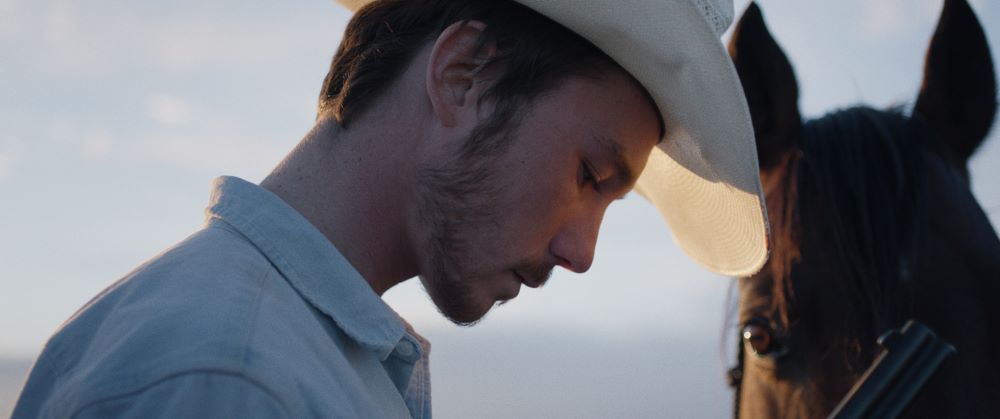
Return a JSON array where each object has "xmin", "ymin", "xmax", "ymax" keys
[{"xmin": 581, "ymin": 161, "xmax": 601, "ymax": 191}]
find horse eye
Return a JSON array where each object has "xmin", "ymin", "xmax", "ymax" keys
[{"xmin": 742, "ymin": 322, "xmax": 777, "ymax": 355}]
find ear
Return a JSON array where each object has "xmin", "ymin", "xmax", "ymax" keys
[
  {"xmin": 426, "ymin": 20, "xmax": 496, "ymax": 129},
  {"xmin": 914, "ymin": 0, "xmax": 997, "ymax": 164},
  {"xmin": 728, "ymin": 2, "xmax": 802, "ymax": 170}
]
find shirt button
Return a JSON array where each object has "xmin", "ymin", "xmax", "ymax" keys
[{"xmin": 396, "ymin": 341, "xmax": 416, "ymax": 357}]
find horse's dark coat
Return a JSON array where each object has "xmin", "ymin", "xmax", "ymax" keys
[{"xmin": 727, "ymin": 1, "xmax": 1000, "ymax": 417}]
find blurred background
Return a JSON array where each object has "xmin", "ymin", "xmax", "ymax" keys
[{"xmin": 1, "ymin": 0, "xmax": 997, "ymax": 417}]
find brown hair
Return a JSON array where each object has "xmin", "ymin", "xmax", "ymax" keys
[{"xmin": 318, "ymin": 0, "xmax": 622, "ymax": 153}]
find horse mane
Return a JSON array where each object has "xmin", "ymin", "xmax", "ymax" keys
[{"xmin": 767, "ymin": 106, "xmax": 928, "ymax": 361}]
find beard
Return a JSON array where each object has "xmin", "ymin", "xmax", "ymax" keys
[{"xmin": 414, "ymin": 126, "xmax": 552, "ymax": 326}]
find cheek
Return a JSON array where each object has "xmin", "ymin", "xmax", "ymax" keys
[
  {"xmin": 738, "ymin": 365, "xmax": 781, "ymax": 418},
  {"xmin": 501, "ymin": 166, "xmax": 575, "ymax": 230},
  {"xmin": 491, "ymin": 198, "xmax": 561, "ymax": 256}
]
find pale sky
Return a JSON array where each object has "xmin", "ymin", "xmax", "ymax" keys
[{"xmin": 1, "ymin": 0, "xmax": 998, "ymax": 417}]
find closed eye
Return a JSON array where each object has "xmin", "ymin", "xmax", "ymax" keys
[{"xmin": 579, "ymin": 160, "xmax": 601, "ymax": 192}]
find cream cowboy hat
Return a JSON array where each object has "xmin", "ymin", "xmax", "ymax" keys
[{"xmin": 334, "ymin": 0, "xmax": 770, "ymax": 276}]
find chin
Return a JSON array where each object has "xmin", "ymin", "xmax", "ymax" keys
[
  {"xmin": 445, "ymin": 309, "xmax": 488, "ymax": 327},
  {"xmin": 448, "ymin": 291, "xmax": 503, "ymax": 326},
  {"xmin": 431, "ymin": 297, "xmax": 490, "ymax": 327},
  {"xmin": 420, "ymin": 275, "xmax": 495, "ymax": 326}
]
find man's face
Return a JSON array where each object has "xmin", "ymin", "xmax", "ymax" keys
[{"xmin": 415, "ymin": 69, "xmax": 660, "ymax": 325}]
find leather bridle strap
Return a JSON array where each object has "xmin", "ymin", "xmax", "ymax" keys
[{"xmin": 727, "ymin": 333, "xmax": 745, "ymax": 418}]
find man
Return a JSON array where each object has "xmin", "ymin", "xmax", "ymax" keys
[{"xmin": 14, "ymin": 0, "xmax": 768, "ymax": 417}]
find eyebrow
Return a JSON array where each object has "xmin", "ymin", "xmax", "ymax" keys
[{"xmin": 592, "ymin": 134, "xmax": 636, "ymax": 192}]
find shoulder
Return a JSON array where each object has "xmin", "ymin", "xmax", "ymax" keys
[
  {"xmin": 20, "ymin": 223, "xmax": 384, "ymax": 418},
  {"xmin": 48, "ymin": 224, "xmax": 277, "ymax": 360},
  {"xmin": 27, "ymin": 225, "xmax": 298, "ymax": 413},
  {"xmin": 62, "ymin": 371, "xmax": 289, "ymax": 419}
]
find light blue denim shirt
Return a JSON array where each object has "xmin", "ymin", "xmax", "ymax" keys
[{"xmin": 13, "ymin": 176, "xmax": 432, "ymax": 419}]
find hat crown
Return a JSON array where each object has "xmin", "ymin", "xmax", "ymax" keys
[
  {"xmin": 336, "ymin": 0, "xmax": 734, "ymax": 38},
  {"xmin": 693, "ymin": 0, "xmax": 734, "ymax": 37}
]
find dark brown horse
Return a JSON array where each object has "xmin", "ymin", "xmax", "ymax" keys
[{"xmin": 726, "ymin": 0, "xmax": 1000, "ymax": 417}]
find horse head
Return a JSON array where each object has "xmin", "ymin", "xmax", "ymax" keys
[{"xmin": 727, "ymin": 0, "xmax": 1000, "ymax": 417}]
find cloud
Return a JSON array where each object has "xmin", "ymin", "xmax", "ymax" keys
[
  {"xmin": 859, "ymin": 0, "xmax": 939, "ymax": 40},
  {"xmin": 42, "ymin": 1, "xmax": 100, "ymax": 70},
  {"xmin": 141, "ymin": 134, "xmax": 284, "ymax": 173},
  {"xmin": 0, "ymin": 0, "xmax": 17, "ymax": 37},
  {"xmin": 0, "ymin": 136, "xmax": 25, "ymax": 181},
  {"xmin": 146, "ymin": 94, "xmax": 193, "ymax": 125},
  {"xmin": 856, "ymin": 0, "xmax": 989, "ymax": 40},
  {"xmin": 82, "ymin": 129, "xmax": 112, "ymax": 159},
  {"xmin": 860, "ymin": 0, "xmax": 906, "ymax": 38},
  {"xmin": 43, "ymin": 1, "xmax": 71, "ymax": 43},
  {"xmin": 0, "ymin": 152, "xmax": 12, "ymax": 180},
  {"xmin": 13, "ymin": 1, "xmax": 341, "ymax": 76},
  {"xmin": 35, "ymin": 113, "xmax": 283, "ymax": 173},
  {"xmin": 147, "ymin": 20, "xmax": 295, "ymax": 72}
]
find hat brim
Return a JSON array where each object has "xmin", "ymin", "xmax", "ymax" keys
[{"xmin": 335, "ymin": 0, "xmax": 770, "ymax": 277}]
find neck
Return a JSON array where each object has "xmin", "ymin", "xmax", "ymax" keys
[{"xmin": 261, "ymin": 117, "xmax": 422, "ymax": 295}]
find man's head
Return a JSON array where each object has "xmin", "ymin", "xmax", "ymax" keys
[
  {"xmin": 318, "ymin": 0, "xmax": 662, "ymax": 324},
  {"xmin": 318, "ymin": 0, "xmax": 658, "ymax": 136},
  {"xmin": 313, "ymin": 0, "xmax": 770, "ymax": 325}
]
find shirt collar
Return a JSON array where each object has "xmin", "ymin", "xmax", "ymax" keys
[{"xmin": 204, "ymin": 176, "xmax": 408, "ymax": 360}]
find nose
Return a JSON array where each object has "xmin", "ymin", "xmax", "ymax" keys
[{"xmin": 549, "ymin": 210, "xmax": 603, "ymax": 274}]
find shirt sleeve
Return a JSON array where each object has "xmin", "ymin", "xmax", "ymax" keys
[{"xmin": 70, "ymin": 371, "xmax": 290, "ymax": 419}]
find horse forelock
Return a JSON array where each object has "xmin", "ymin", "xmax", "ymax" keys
[{"xmin": 766, "ymin": 106, "xmax": 928, "ymax": 359}]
